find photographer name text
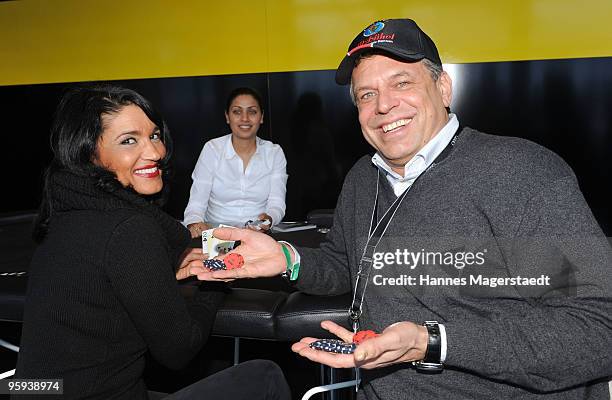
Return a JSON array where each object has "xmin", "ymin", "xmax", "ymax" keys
[{"xmin": 373, "ymin": 274, "xmax": 551, "ymax": 287}]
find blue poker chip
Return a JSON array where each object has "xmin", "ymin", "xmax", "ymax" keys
[
  {"xmin": 309, "ymin": 339, "xmax": 356, "ymax": 354},
  {"xmin": 203, "ymin": 259, "xmax": 226, "ymax": 271}
]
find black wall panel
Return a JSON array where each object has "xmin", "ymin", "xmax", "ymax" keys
[
  {"xmin": 1, "ymin": 56, "xmax": 610, "ymax": 234},
  {"xmin": 450, "ymin": 57, "xmax": 612, "ymax": 234}
]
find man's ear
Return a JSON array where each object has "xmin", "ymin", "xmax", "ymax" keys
[{"xmin": 438, "ymin": 71, "xmax": 453, "ymax": 108}]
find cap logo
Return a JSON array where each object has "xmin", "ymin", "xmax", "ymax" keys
[{"xmin": 363, "ymin": 21, "xmax": 384, "ymax": 37}]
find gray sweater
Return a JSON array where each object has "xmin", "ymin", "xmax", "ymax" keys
[{"xmin": 296, "ymin": 128, "xmax": 612, "ymax": 399}]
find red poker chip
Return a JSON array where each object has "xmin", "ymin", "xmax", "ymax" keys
[
  {"xmin": 353, "ymin": 330, "xmax": 379, "ymax": 344},
  {"xmin": 224, "ymin": 253, "xmax": 245, "ymax": 270}
]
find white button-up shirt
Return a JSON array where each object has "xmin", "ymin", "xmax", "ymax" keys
[
  {"xmin": 183, "ymin": 134, "xmax": 288, "ymax": 227},
  {"xmin": 372, "ymin": 114, "xmax": 459, "ymax": 196}
]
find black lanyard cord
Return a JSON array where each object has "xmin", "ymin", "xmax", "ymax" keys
[{"xmin": 348, "ymin": 127, "xmax": 462, "ymax": 330}]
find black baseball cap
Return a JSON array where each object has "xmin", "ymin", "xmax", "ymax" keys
[{"xmin": 335, "ymin": 19, "xmax": 442, "ymax": 85}]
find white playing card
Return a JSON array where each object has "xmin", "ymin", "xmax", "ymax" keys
[{"xmin": 201, "ymin": 224, "xmax": 235, "ymax": 257}]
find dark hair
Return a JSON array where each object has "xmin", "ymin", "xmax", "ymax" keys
[
  {"xmin": 34, "ymin": 85, "xmax": 173, "ymax": 241},
  {"xmin": 225, "ymin": 87, "xmax": 264, "ymax": 113}
]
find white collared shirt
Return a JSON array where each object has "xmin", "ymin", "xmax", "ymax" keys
[
  {"xmin": 372, "ymin": 114, "xmax": 459, "ymax": 196},
  {"xmin": 183, "ymin": 134, "xmax": 287, "ymax": 227}
]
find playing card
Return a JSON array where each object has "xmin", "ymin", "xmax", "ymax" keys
[{"xmin": 201, "ymin": 224, "xmax": 235, "ymax": 257}]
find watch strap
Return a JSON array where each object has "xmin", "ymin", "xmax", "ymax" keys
[{"xmin": 413, "ymin": 321, "xmax": 444, "ymax": 372}]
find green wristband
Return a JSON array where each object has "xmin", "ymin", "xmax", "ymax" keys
[{"xmin": 280, "ymin": 244, "xmax": 300, "ymax": 281}]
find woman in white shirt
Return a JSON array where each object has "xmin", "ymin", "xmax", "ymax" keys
[{"xmin": 184, "ymin": 88, "xmax": 287, "ymax": 238}]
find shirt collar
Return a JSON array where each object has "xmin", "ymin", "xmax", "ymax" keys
[
  {"xmin": 224, "ymin": 135, "xmax": 262, "ymax": 159},
  {"xmin": 371, "ymin": 114, "xmax": 459, "ymax": 180}
]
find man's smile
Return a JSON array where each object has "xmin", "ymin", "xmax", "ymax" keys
[{"xmin": 382, "ymin": 118, "xmax": 412, "ymax": 133}]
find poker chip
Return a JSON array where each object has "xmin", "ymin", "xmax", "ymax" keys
[
  {"xmin": 203, "ymin": 258, "xmax": 226, "ymax": 271},
  {"xmin": 309, "ymin": 339, "xmax": 356, "ymax": 354},
  {"xmin": 224, "ymin": 253, "xmax": 244, "ymax": 270},
  {"xmin": 353, "ymin": 330, "xmax": 379, "ymax": 344}
]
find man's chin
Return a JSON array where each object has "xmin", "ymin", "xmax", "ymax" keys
[{"xmin": 379, "ymin": 152, "xmax": 411, "ymax": 168}]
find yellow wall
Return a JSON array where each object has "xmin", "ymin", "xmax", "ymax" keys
[{"xmin": 2, "ymin": 0, "xmax": 612, "ymax": 85}]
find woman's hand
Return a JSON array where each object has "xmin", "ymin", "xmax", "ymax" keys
[
  {"xmin": 245, "ymin": 214, "xmax": 272, "ymax": 231},
  {"xmin": 256, "ymin": 213, "xmax": 273, "ymax": 231},
  {"xmin": 187, "ymin": 222, "xmax": 211, "ymax": 238},
  {"xmin": 175, "ymin": 247, "xmax": 206, "ymax": 280}
]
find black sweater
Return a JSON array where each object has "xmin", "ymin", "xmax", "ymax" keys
[{"xmin": 16, "ymin": 170, "xmax": 225, "ymax": 399}]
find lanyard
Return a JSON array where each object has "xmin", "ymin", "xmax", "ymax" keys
[
  {"xmin": 348, "ymin": 127, "xmax": 461, "ymax": 332},
  {"xmin": 348, "ymin": 169, "xmax": 410, "ymax": 332}
]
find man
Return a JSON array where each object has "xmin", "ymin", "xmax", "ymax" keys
[{"xmin": 190, "ymin": 19, "xmax": 612, "ymax": 399}]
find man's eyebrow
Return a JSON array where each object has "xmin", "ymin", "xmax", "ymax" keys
[
  {"xmin": 388, "ymin": 71, "xmax": 414, "ymax": 80},
  {"xmin": 354, "ymin": 71, "xmax": 416, "ymax": 93},
  {"xmin": 353, "ymin": 84, "xmax": 375, "ymax": 93}
]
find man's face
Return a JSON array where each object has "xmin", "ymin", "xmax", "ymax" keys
[{"xmin": 351, "ymin": 55, "xmax": 452, "ymax": 175}]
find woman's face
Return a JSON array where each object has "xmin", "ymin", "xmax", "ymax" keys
[
  {"xmin": 225, "ymin": 94, "xmax": 263, "ymax": 140},
  {"xmin": 96, "ymin": 104, "xmax": 166, "ymax": 195}
]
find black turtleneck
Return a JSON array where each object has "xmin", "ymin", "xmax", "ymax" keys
[{"xmin": 16, "ymin": 170, "xmax": 225, "ymax": 399}]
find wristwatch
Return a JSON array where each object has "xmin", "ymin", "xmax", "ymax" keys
[{"xmin": 413, "ymin": 321, "xmax": 444, "ymax": 372}]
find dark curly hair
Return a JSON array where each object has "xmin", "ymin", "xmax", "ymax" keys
[{"xmin": 33, "ymin": 85, "xmax": 173, "ymax": 241}]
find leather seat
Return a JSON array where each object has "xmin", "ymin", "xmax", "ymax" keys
[
  {"xmin": 212, "ymin": 288, "xmax": 288, "ymax": 339},
  {"xmin": 306, "ymin": 209, "xmax": 335, "ymax": 229},
  {"xmin": 0, "ymin": 275, "xmax": 27, "ymax": 323},
  {"xmin": 275, "ymin": 292, "xmax": 351, "ymax": 341}
]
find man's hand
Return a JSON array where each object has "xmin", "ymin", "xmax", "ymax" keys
[
  {"xmin": 191, "ymin": 227, "xmax": 286, "ymax": 281},
  {"xmin": 291, "ymin": 320, "xmax": 428, "ymax": 369},
  {"xmin": 176, "ymin": 247, "xmax": 206, "ymax": 280},
  {"xmin": 187, "ymin": 222, "xmax": 211, "ymax": 238}
]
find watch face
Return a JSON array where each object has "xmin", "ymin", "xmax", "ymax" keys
[{"xmin": 426, "ymin": 324, "xmax": 440, "ymax": 335}]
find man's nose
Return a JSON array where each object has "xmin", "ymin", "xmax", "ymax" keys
[{"xmin": 376, "ymin": 89, "xmax": 399, "ymax": 114}]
